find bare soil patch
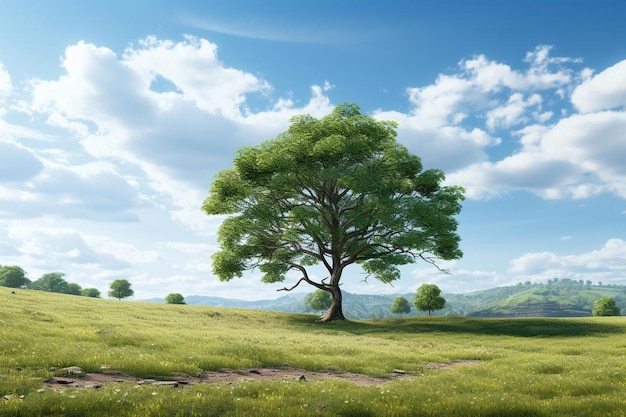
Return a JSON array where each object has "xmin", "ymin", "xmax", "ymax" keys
[
  {"xmin": 43, "ymin": 367, "xmax": 415, "ymax": 389},
  {"xmin": 43, "ymin": 361, "xmax": 482, "ymax": 390}
]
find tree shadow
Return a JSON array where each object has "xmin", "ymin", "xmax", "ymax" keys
[{"xmin": 287, "ymin": 315, "xmax": 625, "ymax": 337}]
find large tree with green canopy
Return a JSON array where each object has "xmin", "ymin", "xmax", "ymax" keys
[{"xmin": 203, "ymin": 103, "xmax": 464, "ymax": 322}]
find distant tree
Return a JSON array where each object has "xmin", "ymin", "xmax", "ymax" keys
[
  {"xmin": 33, "ymin": 273, "xmax": 69, "ymax": 293},
  {"xmin": 165, "ymin": 293, "xmax": 186, "ymax": 304},
  {"xmin": 414, "ymin": 284, "xmax": 446, "ymax": 316},
  {"xmin": 586, "ymin": 280, "xmax": 592, "ymax": 286},
  {"xmin": 0, "ymin": 266, "xmax": 30, "ymax": 288},
  {"xmin": 81, "ymin": 288, "xmax": 101, "ymax": 298},
  {"xmin": 390, "ymin": 296, "xmax": 411, "ymax": 315},
  {"xmin": 108, "ymin": 279, "xmax": 134, "ymax": 300},
  {"xmin": 64, "ymin": 283, "xmax": 82, "ymax": 296},
  {"xmin": 304, "ymin": 290, "xmax": 332, "ymax": 313},
  {"xmin": 593, "ymin": 297, "xmax": 620, "ymax": 316}
]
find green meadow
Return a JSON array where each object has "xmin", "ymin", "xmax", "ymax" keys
[{"xmin": 1, "ymin": 286, "xmax": 625, "ymax": 417}]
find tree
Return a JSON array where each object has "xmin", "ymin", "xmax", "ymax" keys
[
  {"xmin": 33, "ymin": 273, "xmax": 68, "ymax": 293},
  {"xmin": 0, "ymin": 266, "xmax": 30, "ymax": 288},
  {"xmin": 414, "ymin": 284, "xmax": 446, "ymax": 316},
  {"xmin": 64, "ymin": 283, "xmax": 82, "ymax": 296},
  {"xmin": 304, "ymin": 290, "xmax": 332, "ymax": 313},
  {"xmin": 108, "ymin": 279, "xmax": 134, "ymax": 300},
  {"xmin": 165, "ymin": 293, "xmax": 186, "ymax": 304},
  {"xmin": 81, "ymin": 288, "xmax": 101, "ymax": 298},
  {"xmin": 390, "ymin": 296, "xmax": 411, "ymax": 315},
  {"xmin": 202, "ymin": 104, "xmax": 464, "ymax": 322},
  {"xmin": 592, "ymin": 297, "xmax": 620, "ymax": 316}
]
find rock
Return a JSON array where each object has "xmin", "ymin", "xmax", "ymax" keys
[
  {"xmin": 60, "ymin": 366, "xmax": 84, "ymax": 377},
  {"xmin": 152, "ymin": 381, "xmax": 179, "ymax": 387},
  {"xmin": 138, "ymin": 379, "xmax": 157, "ymax": 385},
  {"xmin": 56, "ymin": 379, "xmax": 74, "ymax": 385}
]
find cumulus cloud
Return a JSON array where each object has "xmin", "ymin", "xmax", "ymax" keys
[
  {"xmin": 572, "ymin": 59, "xmax": 626, "ymax": 113},
  {"xmin": 21, "ymin": 36, "xmax": 336, "ymax": 231},
  {"xmin": 375, "ymin": 46, "xmax": 626, "ymax": 201},
  {"xmin": 0, "ymin": 139, "xmax": 44, "ymax": 182},
  {"xmin": 507, "ymin": 239, "xmax": 626, "ymax": 284}
]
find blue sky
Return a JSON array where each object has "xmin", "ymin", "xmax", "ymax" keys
[{"xmin": 1, "ymin": 1, "xmax": 625, "ymax": 300}]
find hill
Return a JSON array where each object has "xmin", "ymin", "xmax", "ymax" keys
[
  {"xmin": 147, "ymin": 279, "xmax": 626, "ymax": 319},
  {"xmin": 2, "ymin": 286, "xmax": 626, "ymax": 416}
]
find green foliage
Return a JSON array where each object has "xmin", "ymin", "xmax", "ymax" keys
[
  {"xmin": 81, "ymin": 288, "xmax": 101, "ymax": 298},
  {"xmin": 108, "ymin": 279, "xmax": 134, "ymax": 300},
  {"xmin": 65, "ymin": 282, "xmax": 82, "ymax": 295},
  {"xmin": 32, "ymin": 272, "xmax": 68, "ymax": 293},
  {"xmin": 203, "ymin": 103, "xmax": 464, "ymax": 321},
  {"xmin": 414, "ymin": 284, "xmax": 446, "ymax": 316},
  {"xmin": 304, "ymin": 290, "xmax": 332, "ymax": 312},
  {"xmin": 390, "ymin": 296, "xmax": 411, "ymax": 314},
  {"xmin": 592, "ymin": 297, "xmax": 620, "ymax": 316},
  {"xmin": 164, "ymin": 293, "xmax": 186, "ymax": 304},
  {"xmin": 1, "ymin": 287, "xmax": 626, "ymax": 417},
  {"xmin": 0, "ymin": 265, "xmax": 29, "ymax": 288}
]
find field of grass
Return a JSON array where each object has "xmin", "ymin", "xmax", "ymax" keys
[{"xmin": 1, "ymin": 286, "xmax": 625, "ymax": 416}]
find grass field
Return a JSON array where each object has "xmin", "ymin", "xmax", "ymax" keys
[{"xmin": 1, "ymin": 286, "xmax": 625, "ymax": 416}]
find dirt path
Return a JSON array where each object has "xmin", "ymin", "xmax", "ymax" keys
[
  {"xmin": 43, "ymin": 361, "xmax": 481, "ymax": 389},
  {"xmin": 44, "ymin": 367, "xmax": 412, "ymax": 389}
]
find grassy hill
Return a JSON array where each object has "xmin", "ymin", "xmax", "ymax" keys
[
  {"xmin": 153, "ymin": 280, "xmax": 626, "ymax": 319},
  {"xmin": 2, "ymin": 286, "xmax": 625, "ymax": 416}
]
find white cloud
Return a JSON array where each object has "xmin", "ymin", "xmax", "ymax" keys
[
  {"xmin": 571, "ymin": 59, "xmax": 626, "ymax": 113},
  {"xmin": 0, "ymin": 138, "xmax": 44, "ymax": 182},
  {"xmin": 507, "ymin": 239, "xmax": 626, "ymax": 284},
  {"xmin": 0, "ymin": 63, "xmax": 11, "ymax": 115}
]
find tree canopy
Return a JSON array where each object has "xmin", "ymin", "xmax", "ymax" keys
[
  {"xmin": 165, "ymin": 293, "xmax": 186, "ymax": 304},
  {"xmin": 304, "ymin": 290, "xmax": 333, "ymax": 313},
  {"xmin": 0, "ymin": 266, "xmax": 30, "ymax": 288},
  {"xmin": 390, "ymin": 296, "xmax": 411, "ymax": 315},
  {"xmin": 33, "ymin": 273, "xmax": 69, "ymax": 293},
  {"xmin": 414, "ymin": 284, "xmax": 446, "ymax": 316},
  {"xmin": 203, "ymin": 103, "xmax": 464, "ymax": 322},
  {"xmin": 108, "ymin": 279, "xmax": 134, "ymax": 300},
  {"xmin": 81, "ymin": 288, "xmax": 101, "ymax": 298},
  {"xmin": 592, "ymin": 297, "xmax": 621, "ymax": 316}
]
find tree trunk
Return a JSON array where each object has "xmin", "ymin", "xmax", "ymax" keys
[{"xmin": 318, "ymin": 286, "xmax": 346, "ymax": 323}]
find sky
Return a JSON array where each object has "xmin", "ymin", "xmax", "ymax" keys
[{"xmin": 1, "ymin": 0, "xmax": 625, "ymax": 301}]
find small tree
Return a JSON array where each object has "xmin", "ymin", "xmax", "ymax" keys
[
  {"xmin": 414, "ymin": 284, "xmax": 446, "ymax": 316},
  {"xmin": 165, "ymin": 293, "xmax": 186, "ymax": 304},
  {"xmin": 0, "ymin": 266, "xmax": 30, "ymax": 288},
  {"xmin": 33, "ymin": 273, "xmax": 69, "ymax": 293},
  {"xmin": 81, "ymin": 288, "xmax": 101, "ymax": 298},
  {"xmin": 390, "ymin": 296, "xmax": 411, "ymax": 315},
  {"xmin": 108, "ymin": 279, "xmax": 134, "ymax": 300},
  {"xmin": 592, "ymin": 297, "xmax": 620, "ymax": 316},
  {"xmin": 304, "ymin": 290, "xmax": 333, "ymax": 313},
  {"xmin": 64, "ymin": 283, "xmax": 82, "ymax": 295}
]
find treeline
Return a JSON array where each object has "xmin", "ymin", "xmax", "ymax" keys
[{"xmin": 0, "ymin": 265, "xmax": 101, "ymax": 298}]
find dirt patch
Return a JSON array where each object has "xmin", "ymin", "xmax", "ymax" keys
[
  {"xmin": 43, "ymin": 361, "xmax": 482, "ymax": 390},
  {"xmin": 43, "ymin": 367, "xmax": 415, "ymax": 389}
]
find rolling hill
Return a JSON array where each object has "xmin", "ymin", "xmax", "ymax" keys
[{"xmin": 147, "ymin": 279, "xmax": 626, "ymax": 319}]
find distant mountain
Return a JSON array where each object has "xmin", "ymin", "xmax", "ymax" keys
[{"xmin": 144, "ymin": 280, "xmax": 626, "ymax": 319}]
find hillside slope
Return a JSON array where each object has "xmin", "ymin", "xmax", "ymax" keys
[{"xmin": 149, "ymin": 279, "xmax": 626, "ymax": 319}]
